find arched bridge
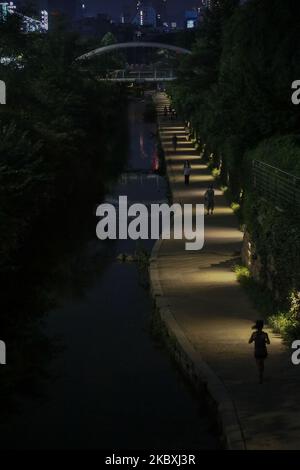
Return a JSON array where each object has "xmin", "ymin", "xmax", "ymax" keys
[
  {"xmin": 76, "ymin": 42, "xmax": 191, "ymax": 82},
  {"xmin": 76, "ymin": 42, "xmax": 192, "ymax": 61}
]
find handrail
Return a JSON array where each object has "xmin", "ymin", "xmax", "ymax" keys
[
  {"xmin": 253, "ymin": 159, "xmax": 300, "ymax": 182},
  {"xmin": 252, "ymin": 159, "xmax": 300, "ymax": 212}
]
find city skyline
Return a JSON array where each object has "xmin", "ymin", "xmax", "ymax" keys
[
  {"xmin": 3, "ymin": 1, "xmax": 206, "ymax": 25},
  {"xmin": 94, "ymin": 0, "xmax": 202, "ymax": 21}
]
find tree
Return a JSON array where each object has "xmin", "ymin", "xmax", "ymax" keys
[
  {"xmin": 0, "ymin": 19, "xmax": 128, "ymax": 276},
  {"xmin": 170, "ymin": 0, "xmax": 300, "ymax": 198}
]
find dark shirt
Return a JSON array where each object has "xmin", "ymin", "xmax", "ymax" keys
[
  {"xmin": 205, "ymin": 189, "xmax": 214, "ymax": 202},
  {"xmin": 249, "ymin": 331, "xmax": 270, "ymax": 357}
]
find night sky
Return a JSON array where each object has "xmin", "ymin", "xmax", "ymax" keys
[{"xmin": 84, "ymin": 1, "xmax": 198, "ymax": 21}]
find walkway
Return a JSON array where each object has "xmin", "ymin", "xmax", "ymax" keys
[{"xmin": 150, "ymin": 93, "xmax": 300, "ymax": 450}]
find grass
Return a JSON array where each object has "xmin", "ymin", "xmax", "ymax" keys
[
  {"xmin": 268, "ymin": 311, "xmax": 300, "ymax": 343},
  {"xmin": 234, "ymin": 265, "xmax": 300, "ymax": 343},
  {"xmin": 233, "ymin": 265, "xmax": 274, "ymax": 315}
]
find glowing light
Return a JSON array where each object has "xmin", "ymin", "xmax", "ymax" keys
[
  {"xmin": 172, "ymin": 174, "xmax": 214, "ymax": 184},
  {"xmin": 170, "ymin": 163, "xmax": 207, "ymax": 171},
  {"xmin": 204, "ymin": 227, "xmax": 243, "ymax": 241},
  {"xmin": 166, "ymin": 155, "xmax": 200, "ymax": 162},
  {"xmin": 164, "ymin": 144, "xmax": 196, "ymax": 150},
  {"xmin": 161, "ymin": 127, "xmax": 185, "ymax": 130}
]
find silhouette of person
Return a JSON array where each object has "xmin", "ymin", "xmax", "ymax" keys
[
  {"xmin": 172, "ymin": 134, "xmax": 178, "ymax": 152},
  {"xmin": 249, "ymin": 320, "xmax": 270, "ymax": 384},
  {"xmin": 183, "ymin": 160, "xmax": 191, "ymax": 185},
  {"xmin": 204, "ymin": 184, "xmax": 215, "ymax": 215}
]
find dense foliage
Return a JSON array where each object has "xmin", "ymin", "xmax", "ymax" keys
[
  {"xmin": 0, "ymin": 17, "xmax": 129, "ymax": 408},
  {"xmin": 169, "ymin": 0, "xmax": 300, "ymax": 333},
  {"xmin": 0, "ymin": 17, "xmax": 128, "ymax": 276},
  {"xmin": 170, "ymin": 0, "xmax": 300, "ymax": 196}
]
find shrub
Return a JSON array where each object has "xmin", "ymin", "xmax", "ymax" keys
[
  {"xmin": 231, "ymin": 202, "xmax": 241, "ymax": 216},
  {"xmin": 212, "ymin": 167, "xmax": 221, "ymax": 179},
  {"xmin": 235, "ymin": 265, "xmax": 300, "ymax": 343}
]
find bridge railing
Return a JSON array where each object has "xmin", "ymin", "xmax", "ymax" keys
[
  {"xmin": 107, "ymin": 70, "xmax": 175, "ymax": 80},
  {"xmin": 252, "ymin": 159, "xmax": 300, "ymax": 211}
]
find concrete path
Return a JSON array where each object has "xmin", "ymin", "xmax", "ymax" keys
[{"xmin": 151, "ymin": 93, "xmax": 300, "ymax": 450}]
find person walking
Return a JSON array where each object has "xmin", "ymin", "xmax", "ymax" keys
[
  {"xmin": 183, "ymin": 160, "xmax": 191, "ymax": 185},
  {"xmin": 204, "ymin": 184, "xmax": 215, "ymax": 215},
  {"xmin": 172, "ymin": 134, "xmax": 178, "ymax": 152},
  {"xmin": 249, "ymin": 320, "xmax": 270, "ymax": 384}
]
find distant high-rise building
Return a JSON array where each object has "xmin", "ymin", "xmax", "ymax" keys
[
  {"xmin": 198, "ymin": 0, "xmax": 212, "ymax": 9},
  {"xmin": 152, "ymin": 0, "xmax": 167, "ymax": 27},
  {"xmin": 132, "ymin": 4, "xmax": 157, "ymax": 27},
  {"xmin": 0, "ymin": 1, "xmax": 16, "ymax": 21},
  {"xmin": 1, "ymin": 1, "xmax": 48, "ymax": 32},
  {"xmin": 120, "ymin": 2, "xmax": 132, "ymax": 24},
  {"xmin": 77, "ymin": 2, "xmax": 89, "ymax": 18},
  {"xmin": 133, "ymin": 0, "xmax": 142, "ymax": 14},
  {"xmin": 41, "ymin": 8, "xmax": 48, "ymax": 30},
  {"xmin": 132, "ymin": 1, "xmax": 157, "ymax": 28},
  {"xmin": 185, "ymin": 9, "xmax": 199, "ymax": 29},
  {"xmin": 132, "ymin": 0, "xmax": 167, "ymax": 27}
]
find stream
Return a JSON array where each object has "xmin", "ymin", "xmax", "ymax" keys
[{"xmin": 0, "ymin": 95, "xmax": 217, "ymax": 450}]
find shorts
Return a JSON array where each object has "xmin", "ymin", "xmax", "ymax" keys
[{"xmin": 255, "ymin": 353, "xmax": 267, "ymax": 360}]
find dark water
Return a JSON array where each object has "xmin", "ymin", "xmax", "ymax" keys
[{"xmin": 0, "ymin": 96, "xmax": 218, "ymax": 450}]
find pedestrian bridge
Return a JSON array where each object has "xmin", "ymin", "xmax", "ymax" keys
[{"xmin": 77, "ymin": 41, "xmax": 192, "ymax": 62}]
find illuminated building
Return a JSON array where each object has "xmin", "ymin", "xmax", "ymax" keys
[
  {"xmin": 0, "ymin": 1, "xmax": 48, "ymax": 32},
  {"xmin": 132, "ymin": 3, "xmax": 157, "ymax": 27},
  {"xmin": 0, "ymin": 1, "xmax": 16, "ymax": 21},
  {"xmin": 120, "ymin": 2, "xmax": 132, "ymax": 24},
  {"xmin": 185, "ymin": 9, "xmax": 199, "ymax": 29},
  {"xmin": 152, "ymin": 0, "xmax": 167, "ymax": 26},
  {"xmin": 41, "ymin": 9, "xmax": 48, "ymax": 30}
]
